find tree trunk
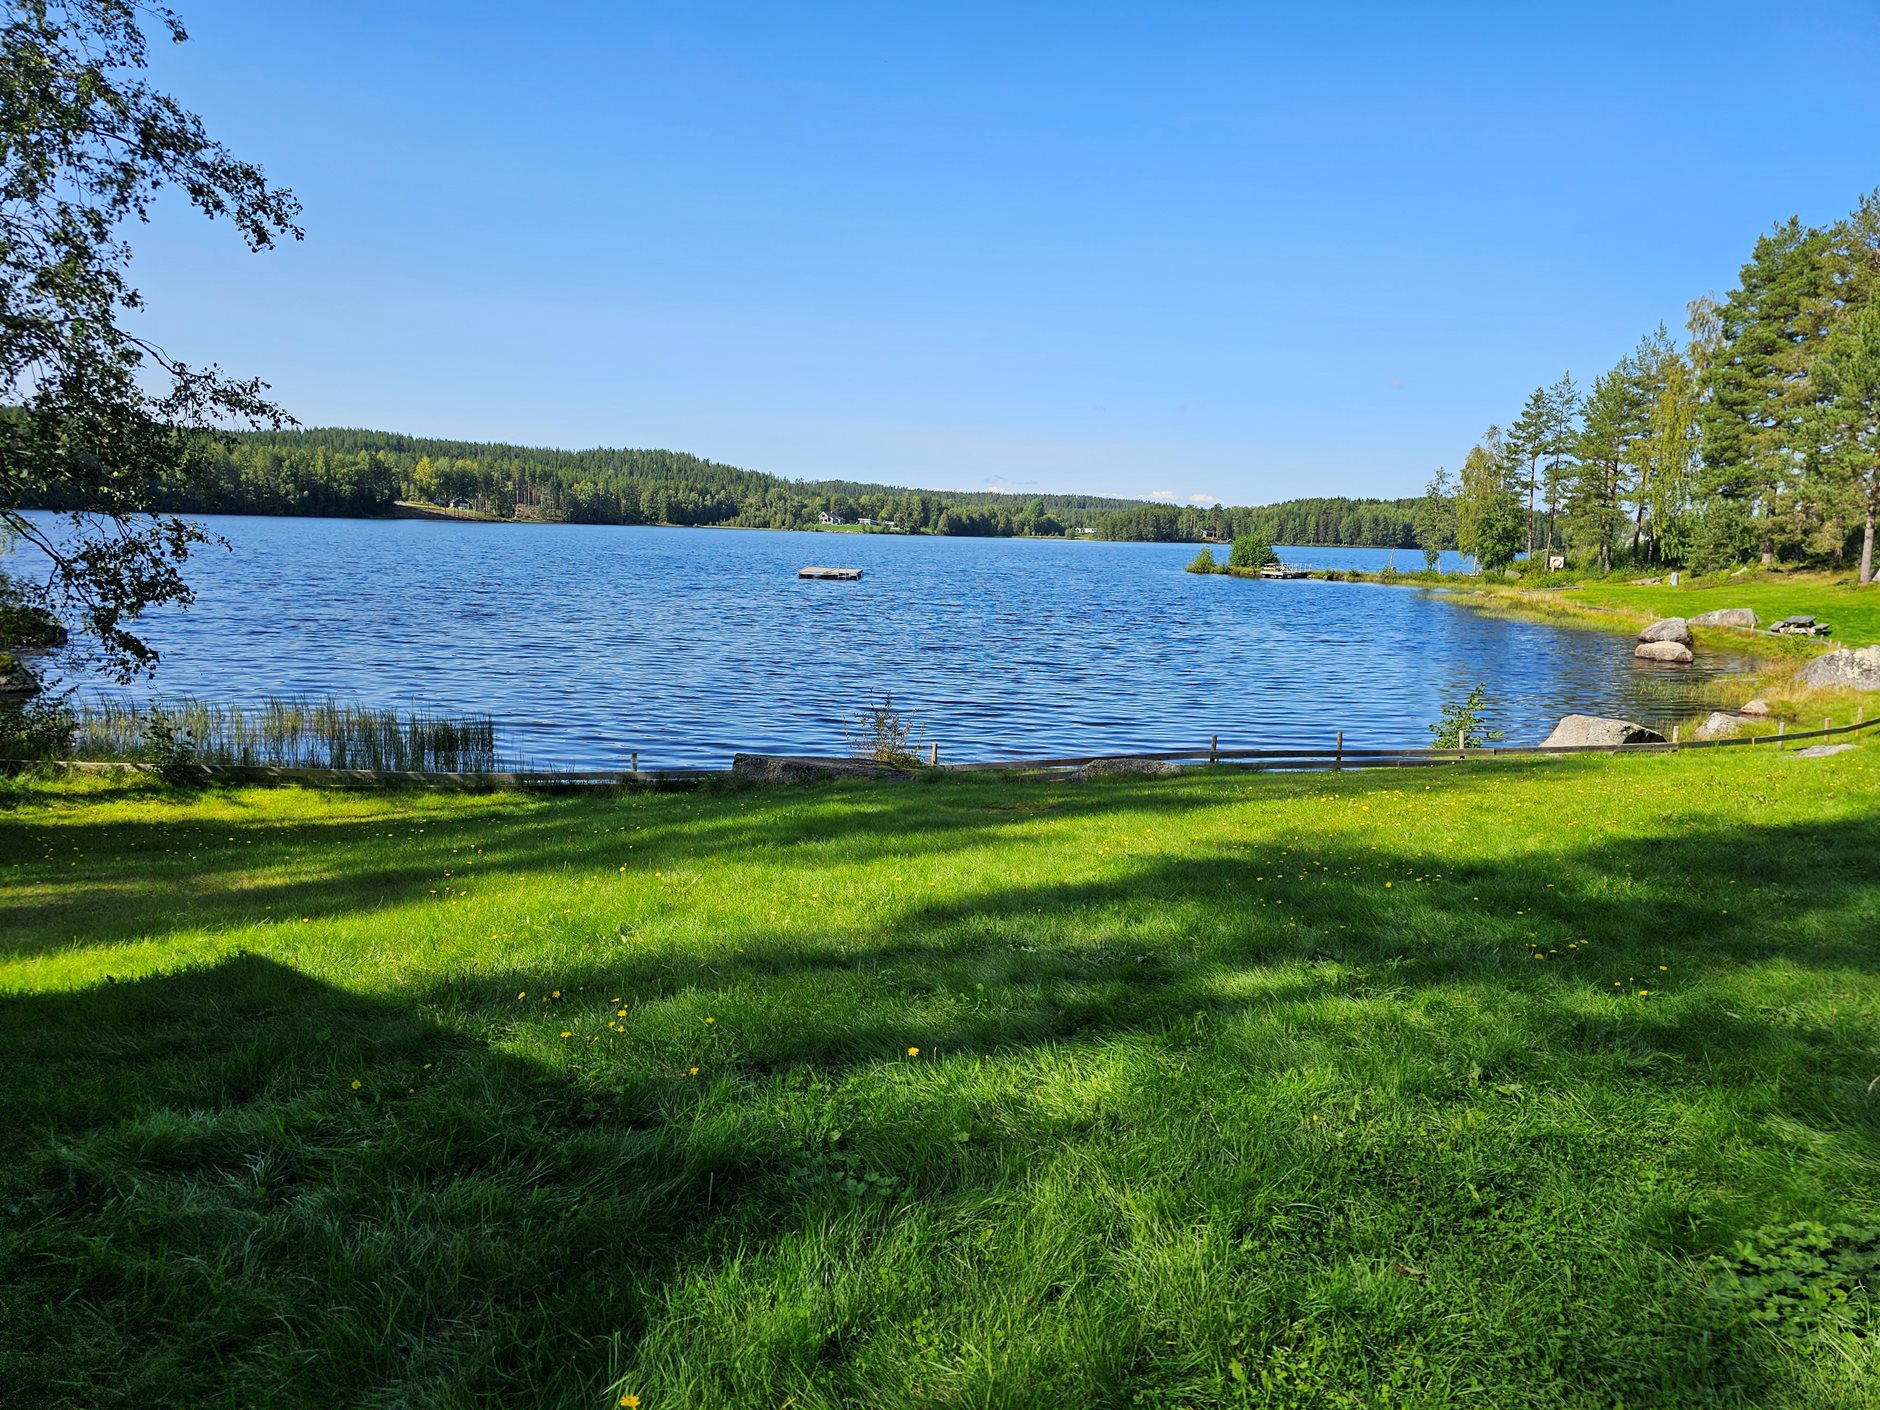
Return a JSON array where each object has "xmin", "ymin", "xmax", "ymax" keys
[
  {"xmin": 1861, "ymin": 458, "xmax": 1878, "ymax": 587},
  {"xmin": 1526, "ymin": 455, "xmax": 1538, "ymax": 558}
]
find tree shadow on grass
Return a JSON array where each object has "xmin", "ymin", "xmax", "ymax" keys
[{"xmin": 3, "ymin": 766, "xmax": 1878, "ymax": 1405}]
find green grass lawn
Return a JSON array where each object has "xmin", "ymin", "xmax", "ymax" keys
[
  {"xmin": 1557, "ymin": 574, "xmax": 1880, "ymax": 649},
  {"xmin": 4, "ymin": 751, "xmax": 1879, "ymax": 1408}
]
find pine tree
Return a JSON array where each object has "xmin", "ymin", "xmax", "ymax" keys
[
  {"xmin": 1571, "ymin": 360, "xmax": 1649, "ymax": 571},
  {"xmin": 1505, "ymin": 387, "xmax": 1551, "ymax": 558},
  {"xmin": 1540, "ymin": 373, "xmax": 1580, "ymax": 559},
  {"xmin": 1699, "ymin": 217, "xmax": 1834, "ymax": 565},
  {"xmin": 1811, "ymin": 299, "xmax": 1880, "ymax": 584}
]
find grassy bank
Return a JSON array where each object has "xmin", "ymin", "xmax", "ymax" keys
[
  {"xmin": 1405, "ymin": 571, "xmax": 1880, "ymax": 654},
  {"xmin": 3, "ymin": 752, "xmax": 1879, "ymax": 1408}
]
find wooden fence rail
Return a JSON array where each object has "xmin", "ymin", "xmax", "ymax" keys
[{"xmin": 3, "ymin": 712, "xmax": 1871, "ymax": 788}]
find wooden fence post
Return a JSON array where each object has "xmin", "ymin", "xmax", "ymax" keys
[
  {"xmin": 1210, "ymin": 734, "xmax": 1218, "ymax": 765},
  {"xmin": 930, "ymin": 741, "xmax": 939, "ymax": 767},
  {"xmin": 1671, "ymin": 724, "xmax": 1680, "ymax": 750},
  {"xmin": 630, "ymin": 751, "xmax": 639, "ymax": 775},
  {"xmin": 1335, "ymin": 730, "xmax": 1343, "ymax": 769},
  {"xmin": 1777, "ymin": 721, "xmax": 1785, "ymax": 747}
]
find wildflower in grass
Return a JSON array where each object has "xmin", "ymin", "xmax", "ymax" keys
[
  {"xmin": 621, "ymin": 1397, "xmax": 641, "ymax": 1408},
  {"xmin": 350, "ymin": 1080, "xmax": 361, "ymax": 1090},
  {"xmin": 688, "ymin": 1066, "xmax": 699, "ymax": 1076},
  {"xmin": 517, "ymin": 991, "xmax": 526, "ymax": 999},
  {"xmin": 907, "ymin": 1047, "xmax": 920, "ymax": 1057},
  {"xmin": 561, "ymin": 1031, "xmax": 572, "ymax": 1038},
  {"xmin": 551, "ymin": 990, "xmax": 560, "ymax": 998},
  {"xmin": 617, "ymin": 1008, "xmax": 627, "ymax": 1016},
  {"xmin": 705, "ymin": 1016, "xmax": 715, "ymax": 1024}
]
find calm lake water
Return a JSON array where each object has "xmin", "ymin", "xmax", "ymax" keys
[{"xmin": 11, "ymin": 516, "xmax": 1747, "ymax": 768}]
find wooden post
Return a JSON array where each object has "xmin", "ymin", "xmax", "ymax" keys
[
  {"xmin": 929, "ymin": 741, "xmax": 939, "ymax": 767},
  {"xmin": 630, "ymin": 751, "xmax": 639, "ymax": 775},
  {"xmin": 1777, "ymin": 721, "xmax": 1785, "ymax": 748},
  {"xmin": 1209, "ymin": 734, "xmax": 1218, "ymax": 765},
  {"xmin": 1335, "ymin": 730, "xmax": 1343, "ymax": 769},
  {"xmin": 1671, "ymin": 724, "xmax": 1680, "ymax": 750}
]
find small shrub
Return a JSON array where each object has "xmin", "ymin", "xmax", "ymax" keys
[
  {"xmin": 844, "ymin": 694, "xmax": 925, "ymax": 769},
  {"xmin": 141, "ymin": 706, "xmax": 202, "ymax": 787},
  {"xmin": 1186, "ymin": 549, "xmax": 1221, "ymax": 574},
  {"xmin": 1429, "ymin": 682, "xmax": 1504, "ymax": 750},
  {"xmin": 1228, "ymin": 536, "xmax": 1276, "ymax": 571},
  {"xmin": 0, "ymin": 694, "xmax": 76, "ymax": 760}
]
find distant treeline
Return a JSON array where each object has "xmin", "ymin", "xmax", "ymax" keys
[
  {"xmin": 1097, "ymin": 499, "xmax": 1420, "ymax": 547},
  {"xmin": 35, "ymin": 425, "xmax": 1423, "ymax": 546}
]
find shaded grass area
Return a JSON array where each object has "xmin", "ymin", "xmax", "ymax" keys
[{"xmin": 2, "ymin": 751, "xmax": 1879, "ymax": 1408}]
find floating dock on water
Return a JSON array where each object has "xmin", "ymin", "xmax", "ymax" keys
[{"xmin": 798, "ymin": 566, "xmax": 864, "ymax": 580}]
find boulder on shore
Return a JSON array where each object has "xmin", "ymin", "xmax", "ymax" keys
[
  {"xmin": 1541, "ymin": 714, "xmax": 1667, "ymax": 748},
  {"xmin": 1791, "ymin": 744, "xmax": 1855, "ymax": 758},
  {"xmin": 731, "ymin": 753, "xmax": 918, "ymax": 784},
  {"xmin": 0, "ymin": 654, "xmax": 41, "ymax": 700},
  {"xmin": 1795, "ymin": 646, "xmax": 1880, "ymax": 692},
  {"xmin": 1074, "ymin": 757, "xmax": 1184, "ymax": 780},
  {"xmin": 1637, "ymin": 617, "xmax": 1693, "ymax": 645},
  {"xmin": 1694, "ymin": 711, "xmax": 1747, "ymax": 740},
  {"xmin": 1739, "ymin": 698, "xmax": 1773, "ymax": 716},
  {"xmin": 1635, "ymin": 640, "xmax": 1695, "ymax": 664},
  {"xmin": 1690, "ymin": 607, "xmax": 1758, "ymax": 630}
]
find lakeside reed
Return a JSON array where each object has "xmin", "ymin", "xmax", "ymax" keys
[{"xmin": 70, "ymin": 697, "xmax": 508, "ymax": 773}]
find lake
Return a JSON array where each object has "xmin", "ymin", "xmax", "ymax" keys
[{"xmin": 9, "ymin": 516, "xmax": 1748, "ymax": 769}]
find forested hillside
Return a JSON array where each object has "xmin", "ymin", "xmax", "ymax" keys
[{"xmin": 60, "ymin": 425, "xmax": 1421, "ymax": 545}]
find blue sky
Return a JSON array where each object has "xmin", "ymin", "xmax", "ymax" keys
[{"xmin": 131, "ymin": 1, "xmax": 1880, "ymax": 505}]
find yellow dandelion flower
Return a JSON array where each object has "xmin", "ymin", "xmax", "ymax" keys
[
  {"xmin": 621, "ymin": 1396, "xmax": 641, "ymax": 1408},
  {"xmin": 688, "ymin": 1066, "xmax": 699, "ymax": 1076},
  {"xmin": 561, "ymin": 1031, "xmax": 572, "ymax": 1038},
  {"xmin": 517, "ymin": 991, "xmax": 526, "ymax": 999},
  {"xmin": 551, "ymin": 990, "xmax": 560, "ymax": 998},
  {"xmin": 350, "ymin": 1080, "xmax": 361, "ymax": 1090},
  {"xmin": 705, "ymin": 1016, "xmax": 716, "ymax": 1024},
  {"xmin": 907, "ymin": 1047, "xmax": 920, "ymax": 1057},
  {"xmin": 617, "ymin": 1008, "xmax": 627, "ymax": 1016}
]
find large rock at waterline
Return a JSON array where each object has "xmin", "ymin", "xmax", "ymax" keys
[
  {"xmin": 731, "ymin": 753, "xmax": 918, "ymax": 783},
  {"xmin": 1541, "ymin": 714, "xmax": 1667, "ymax": 748},
  {"xmin": 1074, "ymin": 757, "xmax": 1184, "ymax": 780},
  {"xmin": 0, "ymin": 654, "xmax": 41, "ymax": 700},
  {"xmin": 1694, "ymin": 711, "xmax": 1747, "ymax": 740},
  {"xmin": 1635, "ymin": 640, "xmax": 1696, "ymax": 664},
  {"xmin": 1638, "ymin": 617, "xmax": 1694, "ymax": 645},
  {"xmin": 1794, "ymin": 646, "xmax": 1880, "ymax": 692},
  {"xmin": 1690, "ymin": 607, "xmax": 1758, "ymax": 630},
  {"xmin": 1739, "ymin": 698, "xmax": 1773, "ymax": 716}
]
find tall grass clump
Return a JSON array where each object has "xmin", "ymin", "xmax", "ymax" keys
[{"xmin": 70, "ymin": 696, "xmax": 509, "ymax": 773}]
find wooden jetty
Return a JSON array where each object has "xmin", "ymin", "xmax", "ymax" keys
[{"xmin": 798, "ymin": 565, "xmax": 864, "ymax": 580}]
